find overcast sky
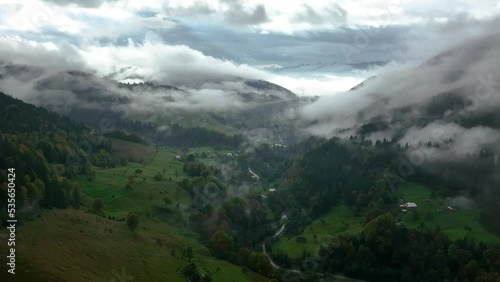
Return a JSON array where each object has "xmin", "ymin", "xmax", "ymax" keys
[{"xmin": 1, "ymin": 0, "xmax": 499, "ymax": 95}]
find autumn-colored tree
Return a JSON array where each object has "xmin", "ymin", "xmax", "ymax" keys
[
  {"xmin": 237, "ymin": 247, "xmax": 252, "ymax": 267},
  {"xmin": 128, "ymin": 175, "xmax": 135, "ymax": 183},
  {"xmin": 210, "ymin": 230, "xmax": 234, "ymax": 259},
  {"xmin": 83, "ymin": 162, "xmax": 96, "ymax": 181},
  {"xmin": 94, "ymin": 149, "xmax": 110, "ymax": 167},
  {"xmin": 464, "ymin": 260, "xmax": 480, "ymax": 281},
  {"xmin": 475, "ymin": 271, "xmax": 500, "ymax": 282},
  {"xmin": 364, "ymin": 212, "xmax": 396, "ymax": 257},
  {"xmin": 20, "ymin": 185, "xmax": 28, "ymax": 205},
  {"xmin": 249, "ymin": 252, "xmax": 273, "ymax": 275},
  {"xmin": 33, "ymin": 179, "xmax": 45, "ymax": 201}
]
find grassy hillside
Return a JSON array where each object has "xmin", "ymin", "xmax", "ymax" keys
[
  {"xmin": 396, "ymin": 182, "xmax": 500, "ymax": 243},
  {"xmin": 272, "ymin": 182, "xmax": 500, "ymax": 259},
  {"xmin": 272, "ymin": 206, "xmax": 364, "ymax": 259},
  {"xmin": 108, "ymin": 138, "xmax": 156, "ymax": 163},
  {"xmin": 0, "ymin": 141, "xmax": 270, "ymax": 282},
  {"xmin": 0, "ymin": 208, "xmax": 269, "ymax": 282},
  {"xmin": 165, "ymin": 114, "xmax": 237, "ymax": 136}
]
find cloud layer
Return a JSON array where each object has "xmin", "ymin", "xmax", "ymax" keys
[{"xmin": 2, "ymin": 0, "xmax": 500, "ymax": 98}]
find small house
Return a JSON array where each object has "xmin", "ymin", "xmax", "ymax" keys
[
  {"xmin": 405, "ymin": 202, "xmax": 418, "ymax": 209},
  {"xmin": 400, "ymin": 201, "xmax": 418, "ymax": 209}
]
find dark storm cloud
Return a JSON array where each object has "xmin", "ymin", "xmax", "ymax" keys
[{"xmin": 155, "ymin": 22, "xmax": 408, "ymax": 73}]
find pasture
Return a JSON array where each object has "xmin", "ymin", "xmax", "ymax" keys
[
  {"xmin": 0, "ymin": 140, "xmax": 269, "ymax": 282},
  {"xmin": 397, "ymin": 182, "xmax": 500, "ymax": 244},
  {"xmin": 272, "ymin": 206, "xmax": 364, "ymax": 259}
]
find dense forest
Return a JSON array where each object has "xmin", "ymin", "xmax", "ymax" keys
[
  {"xmin": 265, "ymin": 136, "xmax": 500, "ymax": 221},
  {"xmin": 261, "ymin": 137, "xmax": 500, "ymax": 281},
  {"xmin": 163, "ymin": 123, "xmax": 244, "ymax": 149},
  {"xmin": 172, "ymin": 134, "xmax": 500, "ymax": 281},
  {"xmin": 103, "ymin": 129, "xmax": 146, "ymax": 144},
  {"xmin": 0, "ymin": 92, "xmax": 111, "ymax": 224},
  {"xmin": 107, "ymin": 119, "xmax": 243, "ymax": 149},
  {"xmin": 2, "ymin": 90, "xmax": 500, "ymax": 281}
]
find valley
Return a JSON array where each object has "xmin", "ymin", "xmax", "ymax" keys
[
  {"xmin": 2, "ymin": 8, "xmax": 500, "ymax": 281},
  {"xmin": 1, "ymin": 138, "xmax": 270, "ymax": 282}
]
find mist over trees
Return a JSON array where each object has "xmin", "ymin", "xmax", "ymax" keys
[{"xmin": 0, "ymin": 92, "xmax": 112, "ymax": 222}]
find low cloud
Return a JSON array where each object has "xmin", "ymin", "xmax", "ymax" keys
[
  {"xmin": 163, "ymin": 1, "xmax": 215, "ymax": 17},
  {"xmin": 444, "ymin": 196, "xmax": 475, "ymax": 210},
  {"xmin": 291, "ymin": 3, "xmax": 347, "ymax": 25},
  {"xmin": 0, "ymin": 36, "xmax": 303, "ymax": 125},
  {"xmin": 400, "ymin": 123, "xmax": 500, "ymax": 159},
  {"xmin": 224, "ymin": 4, "xmax": 269, "ymax": 26},
  {"xmin": 299, "ymin": 24, "xmax": 500, "ymax": 137},
  {"xmin": 80, "ymin": 38, "xmax": 266, "ymax": 88},
  {"xmin": 292, "ymin": 5, "xmax": 324, "ymax": 25}
]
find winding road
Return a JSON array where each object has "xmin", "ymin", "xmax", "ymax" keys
[
  {"xmin": 248, "ymin": 167, "xmax": 260, "ymax": 181},
  {"xmin": 251, "ymin": 166, "xmax": 365, "ymax": 282}
]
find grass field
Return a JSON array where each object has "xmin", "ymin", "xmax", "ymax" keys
[
  {"xmin": 186, "ymin": 147, "xmax": 237, "ymax": 167},
  {"xmin": 272, "ymin": 182, "xmax": 500, "ymax": 259},
  {"xmin": 0, "ymin": 208, "xmax": 269, "ymax": 282},
  {"xmin": 397, "ymin": 182, "xmax": 500, "ymax": 244},
  {"xmin": 272, "ymin": 206, "xmax": 364, "ymax": 259},
  {"xmin": 78, "ymin": 145, "xmax": 188, "ymax": 215},
  {"xmin": 0, "ymin": 140, "xmax": 270, "ymax": 282},
  {"xmin": 109, "ymin": 138, "xmax": 156, "ymax": 163}
]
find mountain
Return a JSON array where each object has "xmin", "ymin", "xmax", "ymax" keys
[
  {"xmin": 243, "ymin": 79, "xmax": 298, "ymax": 99},
  {"xmin": 349, "ymin": 76, "xmax": 377, "ymax": 91},
  {"xmin": 296, "ymin": 33, "xmax": 500, "ymax": 211},
  {"xmin": 265, "ymin": 60, "xmax": 389, "ymax": 74},
  {"xmin": 0, "ymin": 67, "xmax": 313, "ymax": 145},
  {"xmin": 0, "ymin": 91, "xmax": 108, "ymax": 210},
  {"xmin": 320, "ymin": 34, "xmax": 500, "ymax": 142},
  {"xmin": 2, "ymin": 33, "xmax": 500, "ymax": 282},
  {"xmin": 0, "ymin": 92, "xmax": 272, "ymax": 282}
]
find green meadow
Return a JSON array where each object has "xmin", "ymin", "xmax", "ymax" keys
[
  {"xmin": 272, "ymin": 182, "xmax": 500, "ymax": 259},
  {"xmin": 272, "ymin": 206, "xmax": 364, "ymax": 259},
  {"xmin": 3, "ymin": 139, "xmax": 269, "ymax": 282},
  {"xmin": 396, "ymin": 182, "xmax": 500, "ymax": 244}
]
